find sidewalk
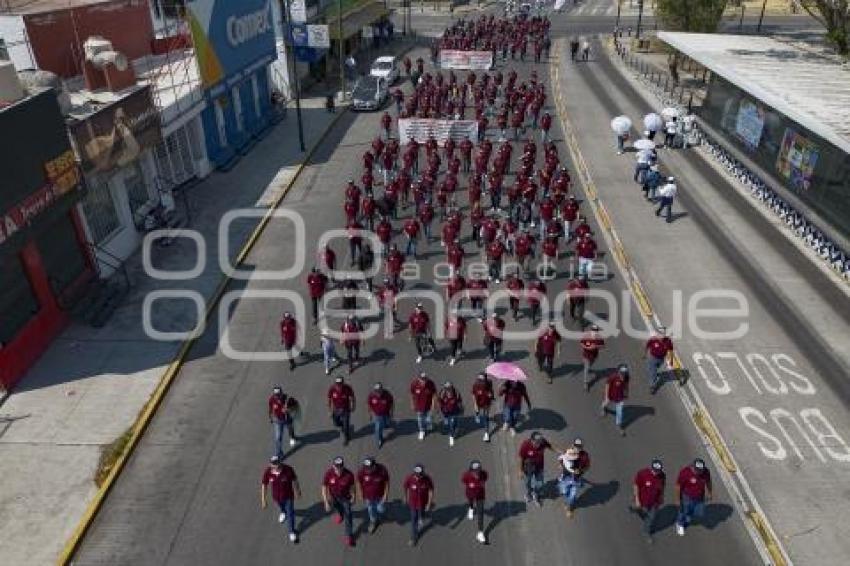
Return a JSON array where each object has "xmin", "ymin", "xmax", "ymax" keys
[
  {"xmin": 0, "ymin": 97, "xmax": 343, "ymax": 566},
  {"xmin": 552, "ymin": 37, "xmax": 850, "ymax": 566}
]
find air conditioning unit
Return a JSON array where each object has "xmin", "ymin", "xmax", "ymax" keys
[
  {"xmin": 0, "ymin": 60, "xmax": 24, "ymax": 104},
  {"xmin": 84, "ymin": 37, "xmax": 128, "ymax": 72}
]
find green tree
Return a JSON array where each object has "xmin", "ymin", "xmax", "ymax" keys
[
  {"xmin": 800, "ymin": 0, "xmax": 850, "ymax": 55},
  {"xmin": 655, "ymin": 0, "xmax": 730, "ymax": 32}
]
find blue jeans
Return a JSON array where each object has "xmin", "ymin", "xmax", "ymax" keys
[
  {"xmin": 365, "ymin": 499, "xmax": 385, "ymax": 523},
  {"xmin": 503, "ymin": 405, "xmax": 521, "ymax": 429},
  {"xmin": 406, "ymin": 237, "xmax": 418, "ymax": 257},
  {"xmin": 443, "ymin": 413, "xmax": 459, "ymax": 437},
  {"xmin": 322, "ymin": 340, "xmax": 337, "ymax": 373},
  {"xmin": 409, "ymin": 507, "xmax": 425, "ymax": 540},
  {"xmin": 578, "ymin": 257, "xmax": 594, "ymax": 276},
  {"xmin": 272, "ymin": 418, "xmax": 295, "ymax": 458},
  {"xmin": 475, "ymin": 407, "xmax": 490, "ymax": 431},
  {"xmin": 332, "ymin": 409, "xmax": 351, "ymax": 442},
  {"xmin": 276, "ymin": 498, "xmax": 296, "ymax": 534},
  {"xmin": 656, "ymin": 197, "xmax": 673, "ymax": 221},
  {"xmin": 416, "ymin": 411, "xmax": 432, "ymax": 433},
  {"xmin": 602, "ymin": 400, "xmax": 625, "ymax": 426},
  {"xmin": 647, "ymin": 356, "xmax": 664, "ymax": 390},
  {"xmin": 373, "ymin": 414, "xmax": 389, "ymax": 445},
  {"xmin": 677, "ymin": 495, "xmax": 706, "ymax": 528},
  {"xmin": 637, "ymin": 505, "xmax": 659, "ymax": 536},
  {"xmin": 423, "ymin": 222, "xmax": 432, "ymax": 240},
  {"xmin": 523, "ymin": 470, "xmax": 543, "ymax": 499},
  {"xmin": 331, "ymin": 497, "xmax": 354, "ymax": 537},
  {"xmin": 558, "ymin": 475, "xmax": 585, "ymax": 508}
]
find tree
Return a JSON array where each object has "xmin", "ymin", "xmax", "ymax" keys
[
  {"xmin": 800, "ymin": 0, "xmax": 850, "ymax": 55},
  {"xmin": 655, "ymin": 0, "xmax": 730, "ymax": 33}
]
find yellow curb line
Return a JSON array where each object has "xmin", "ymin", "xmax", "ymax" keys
[
  {"xmin": 57, "ymin": 108, "xmax": 349, "ymax": 566},
  {"xmin": 549, "ymin": 44, "xmax": 792, "ymax": 566}
]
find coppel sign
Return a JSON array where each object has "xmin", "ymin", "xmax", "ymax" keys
[{"xmin": 187, "ymin": 0, "xmax": 277, "ymax": 89}]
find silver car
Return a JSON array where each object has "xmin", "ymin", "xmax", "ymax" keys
[{"xmin": 351, "ymin": 75, "xmax": 388, "ymax": 112}]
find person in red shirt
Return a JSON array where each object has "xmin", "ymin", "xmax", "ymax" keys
[
  {"xmin": 540, "ymin": 111, "xmax": 553, "ymax": 143},
  {"xmin": 445, "ymin": 310, "xmax": 467, "ymax": 366},
  {"xmin": 367, "ymin": 382, "xmax": 393, "ymax": 448},
  {"xmin": 268, "ymin": 386, "xmax": 299, "ymax": 457},
  {"xmin": 573, "ymin": 215, "xmax": 592, "ymax": 240},
  {"xmin": 483, "ymin": 312, "xmax": 506, "ymax": 361},
  {"xmin": 461, "ymin": 460, "xmax": 489, "ymax": 543},
  {"xmin": 580, "ymin": 324, "xmax": 605, "ymax": 390},
  {"xmin": 340, "ymin": 314, "xmax": 363, "ymax": 374},
  {"xmin": 328, "ymin": 375, "xmax": 356, "ymax": 445},
  {"xmin": 645, "ymin": 326, "xmax": 674, "ymax": 394},
  {"xmin": 322, "ymin": 457, "xmax": 356, "ymax": 546},
  {"xmin": 410, "ymin": 372, "xmax": 437, "ymax": 440},
  {"xmin": 518, "ymin": 431, "xmax": 557, "ymax": 505},
  {"xmin": 377, "ymin": 277, "xmax": 399, "ymax": 324},
  {"xmin": 486, "ymin": 238, "xmax": 506, "ymax": 283},
  {"xmin": 446, "ymin": 238, "xmax": 465, "ymax": 275},
  {"xmin": 467, "ymin": 273, "xmax": 488, "ymax": 321},
  {"xmin": 437, "ymin": 380, "xmax": 464, "ymax": 446},
  {"xmin": 560, "ymin": 195, "xmax": 579, "ymax": 238},
  {"xmin": 279, "ymin": 312, "xmax": 300, "ymax": 371},
  {"xmin": 380, "ymin": 111, "xmax": 392, "ymax": 139},
  {"xmin": 403, "ymin": 217, "xmax": 420, "ymax": 258},
  {"xmin": 408, "ymin": 303, "xmax": 432, "ymax": 363},
  {"xmin": 566, "ymin": 272, "xmax": 589, "ymax": 324},
  {"xmin": 675, "ymin": 458, "xmax": 712, "ymax": 536},
  {"xmin": 514, "ymin": 230, "xmax": 535, "ymax": 274},
  {"xmin": 306, "ymin": 267, "xmax": 328, "ymax": 323},
  {"xmin": 375, "ymin": 216, "xmax": 393, "ymax": 257},
  {"xmin": 500, "ymin": 379, "xmax": 531, "ymax": 435},
  {"xmin": 526, "ymin": 277, "xmax": 547, "ymax": 326},
  {"xmin": 403, "ymin": 464, "xmax": 435, "ymax": 546},
  {"xmin": 320, "ymin": 244, "xmax": 337, "ymax": 281},
  {"xmin": 505, "ymin": 271, "xmax": 525, "ymax": 321},
  {"xmin": 576, "ymin": 233, "xmax": 597, "ymax": 278},
  {"xmin": 535, "ymin": 323, "xmax": 561, "ymax": 383},
  {"xmin": 601, "ymin": 364, "xmax": 629, "ymax": 435},
  {"xmin": 631, "ymin": 459, "xmax": 666, "ymax": 542},
  {"xmin": 260, "ymin": 456, "xmax": 301, "ymax": 542},
  {"xmin": 357, "ymin": 457, "xmax": 390, "ymax": 533},
  {"xmin": 472, "ymin": 372, "xmax": 495, "ymax": 442}
]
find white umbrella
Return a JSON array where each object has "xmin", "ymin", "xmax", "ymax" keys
[
  {"xmin": 633, "ymin": 139, "xmax": 656, "ymax": 151},
  {"xmin": 661, "ymin": 107, "xmax": 680, "ymax": 119},
  {"xmin": 610, "ymin": 115, "xmax": 632, "ymax": 135},
  {"xmin": 643, "ymin": 113, "xmax": 663, "ymax": 131}
]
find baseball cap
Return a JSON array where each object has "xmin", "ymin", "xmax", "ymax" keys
[
  {"xmin": 333, "ymin": 456, "xmax": 344, "ymax": 467},
  {"xmin": 335, "ymin": 376, "xmax": 344, "ymax": 384},
  {"xmin": 476, "ymin": 372, "xmax": 487, "ymax": 380},
  {"xmin": 590, "ymin": 324, "xmax": 600, "ymax": 331},
  {"xmin": 618, "ymin": 364, "xmax": 629, "ymax": 374},
  {"xmin": 413, "ymin": 464, "xmax": 424, "ymax": 474},
  {"xmin": 667, "ymin": 176, "xmax": 675, "ymax": 182},
  {"xmin": 419, "ymin": 371, "xmax": 427, "ymax": 378},
  {"xmin": 272, "ymin": 385, "xmax": 283, "ymax": 394},
  {"xmin": 363, "ymin": 457, "xmax": 374, "ymax": 467},
  {"xmin": 373, "ymin": 382, "xmax": 383, "ymax": 390},
  {"xmin": 694, "ymin": 458, "xmax": 706, "ymax": 470},
  {"xmin": 651, "ymin": 459, "xmax": 663, "ymax": 472},
  {"xmin": 573, "ymin": 437, "xmax": 584, "ymax": 447},
  {"xmin": 531, "ymin": 431, "xmax": 542, "ymax": 442},
  {"xmin": 470, "ymin": 460, "xmax": 482, "ymax": 470},
  {"xmin": 444, "ymin": 380, "xmax": 453, "ymax": 388},
  {"xmin": 270, "ymin": 455, "xmax": 281, "ymax": 464}
]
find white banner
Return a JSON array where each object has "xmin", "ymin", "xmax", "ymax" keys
[
  {"xmin": 307, "ymin": 24, "xmax": 330, "ymax": 48},
  {"xmin": 398, "ymin": 118, "xmax": 478, "ymax": 146},
  {"xmin": 290, "ymin": 0, "xmax": 307, "ymax": 23},
  {"xmin": 439, "ymin": 50, "xmax": 493, "ymax": 70}
]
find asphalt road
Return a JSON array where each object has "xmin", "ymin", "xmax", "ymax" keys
[{"xmin": 72, "ymin": 48, "xmax": 763, "ymax": 565}]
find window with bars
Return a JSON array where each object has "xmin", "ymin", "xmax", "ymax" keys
[
  {"xmin": 154, "ymin": 127, "xmax": 197, "ymax": 189},
  {"xmin": 82, "ymin": 176, "xmax": 121, "ymax": 244},
  {"xmin": 0, "ymin": 254, "xmax": 41, "ymax": 347},
  {"xmin": 125, "ymin": 161, "xmax": 153, "ymax": 215}
]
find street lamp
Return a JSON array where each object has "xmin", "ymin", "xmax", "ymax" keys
[
  {"xmin": 338, "ymin": 0, "xmax": 345, "ymax": 99},
  {"xmin": 616, "ymin": 0, "xmax": 622, "ymax": 29},
  {"xmin": 636, "ymin": 0, "xmax": 644, "ymax": 39},
  {"xmin": 757, "ymin": 0, "xmax": 767, "ymax": 33},
  {"xmin": 280, "ymin": 0, "xmax": 305, "ymax": 152}
]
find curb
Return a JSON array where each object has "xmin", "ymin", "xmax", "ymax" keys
[
  {"xmin": 56, "ymin": 108, "xmax": 350, "ymax": 566},
  {"xmin": 550, "ymin": 43, "xmax": 790, "ymax": 566}
]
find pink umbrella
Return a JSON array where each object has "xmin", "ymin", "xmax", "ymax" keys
[{"xmin": 486, "ymin": 362, "xmax": 528, "ymax": 381}]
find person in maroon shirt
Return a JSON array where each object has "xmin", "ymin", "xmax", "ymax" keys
[
  {"xmin": 580, "ymin": 324, "xmax": 605, "ymax": 390},
  {"xmin": 486, "ymin": 238, "xmax": 506, "ymax": 283},
  {"xmin": 445, "ymin": 310, "xmax": 467, "ymax": 366},
  {"xmin": 403, "ymin": 217, "xmax": 420, "ymax": 258},
  {"xmin": 566, "ymin": 272, "xmax": 589, "ymax": 324},
  {"xmin": 340, "ymin": 314, "xmax": 363, "ymax": 374},
  {"xmin": 328, "ymin": 375, "xmax": 356, "ymax": 445},
  {"xmin": 631, "ymin": 459, "xmax": 666, "ymax": 542},
  {"xmin": 279, "ymin": 312, "xmax": 300, "ymax": 371},
  {"xmin": 375, "ymin": 216, "xmax": 393, "ymax": 257},
  {"xmin": 499, "ymin": 379, "xmax": 531, "ymax": 435},
  {"xmin": 505, "ymin": 271, "xmax": 525, "ymax": 321},
  {"xmin": 260, "ymin": 456, "xmax": 301, "ymax": 542},
  {"xmin": 560, "ymin": 195, "xmax": 580, "ymax": 238},
  {"xmin": 408, "ymin": 303, "xmax": 432, "ymax": 363},
  {"xmin": 601, "ymin": 364, "xmax": 629, "ymax": 435},
  {"xmin": 518, "ymin": 431, "xmax": 557, "ymax": 505},
  {"xmin": 483, "ymin": 312, "xmax": 506, "ymax": 361},
  {"xmin": 446, "ymin": 238, "xmax": 465, "ymax": 275},
  {"xmin": 526, "ymin": 277, "xmax": 547, "ymax": 326},
  {"xmin": 535, "ymin": 323, "xmax": 561, "ymax": 383},
  {"xmin": 645, "ymin": 326, "xmax": 674, "ymax": 394},
  {"xmin": 514, "ymin": 230, "xmax": 535, "ymax": 275},
  {"xmin": 367, "ymin": 382, "xmax": 394, "ymax": 448},
  {"xmin": 576, "ymin": 233, "xmax": 597, "ymax": 278},
  {"xmin": 306, "ymin": 267, "xmax": 328, "ymax": 323},
  {"xmin": 357, "ymin": 457, "xmax": 390, "ymax": 532},
  {"xmin": 410, "ymin": 371, "xmax": 437, "ymax": 440},
  {"xmin": 403, "ymin": 464, "xmax": 435, "ymax": 546},
  {"xmin": 472, "ymin": 372, "xmax": 495, "ymax": 442},
  {"xmin": 462, "ymin": 460, "xmax": 489, "ymax": 543},
  {"xmin": 322, "ymin": 457, "xmax": 356, "ymax": 546},
  {"xmin": 540, "ymin": 111, "xmax": 553, "ymax": 143},
  {"xmin": 268, "ymin": 386, "xmax": 299, "ymax": 457},
  {"xmin": 437, "ymin": 380, "xmax": 464, "ymax": 446},
  {"xmin": 675, "ymin": 458, "xmax": 712, "ymax": 536},
  {"xmin": 467, "ymin": 273, "xmax": 488, "ymax": 321}
]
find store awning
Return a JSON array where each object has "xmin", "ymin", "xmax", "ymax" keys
[{"xmin": 328, "ymin": 3, "xmax": 390, "ymax": 41}]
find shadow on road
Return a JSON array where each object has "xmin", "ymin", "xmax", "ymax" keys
[
  {"xmin": 522, "ymin": 407, "xmax": 568, "ymax": 432},
  {"xmin": 576, "ymin": 479, "xmax": 619, "ymax": 509}
]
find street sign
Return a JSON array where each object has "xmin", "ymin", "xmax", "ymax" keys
[
  {"xmin": 307, "ymin": 24, "xmax": 330, "ymax": 48},
  {"xmin": 290, "ymin": 0, "xmax": 307, "ymax": 23},
  {"xmin": 289, "ymin": 23, "xmax": 309, "ymax": 47}
]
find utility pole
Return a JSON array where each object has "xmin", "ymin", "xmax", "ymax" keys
[
  {"xmin": 615, "ymin": 0, "xmax": 622, "ymax": 28},
  {"xmin": 739, "ymin": 5, "xmax": 745, "ymax": 33},
  {"xmin": 636, "ymin": 0, "xmax": 644, "ymax": 39},
  {"xmin": 338, "ymin": 0, "xmax": 345, "ymax": 99},
  {"xmin": 280, "ymin": 0, "xmax": 305, "ymax": 151},
  {"xmin": 757, "ymin": 0, "xmax": 767, "ymax": 33}
]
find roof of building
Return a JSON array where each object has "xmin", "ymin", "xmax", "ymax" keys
[
  {"xmin": 0, "ymin": 0, "xmax": 117, "ymax": 16},
  {"xmin": 658, "ymin": 32, "xmax": 850, "ymax": 155}
]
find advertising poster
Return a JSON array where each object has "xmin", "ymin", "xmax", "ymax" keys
[
  {"xmin": 187, "ymin": 0, "xmax": 277, "ymax": 89},
  {"xmin": 734, "ymin": 99, "xmax": 765, "ymax": 150},
  {"xmin": 439, "ymin": 50, "xmax": 493, "ymax": 70},
  {"xmin": 68, "ymin": 86, "xmax": 161, "ymax": 174},
  {"xmin": 776, "ymin": 128, "xmax": 820, "ymax": 191},
  {"xmin": 398, "ymin": 118, "xmax": 478, "ymax": 146}
]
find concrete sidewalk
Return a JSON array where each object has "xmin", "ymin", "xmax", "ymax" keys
[
  {"xmin": 0, "ymin": 97, "xmax": 344, "ymax": 566},
  {"xmin": 553, "ymin": 38, "xmax": 850, "ymax": 566}
]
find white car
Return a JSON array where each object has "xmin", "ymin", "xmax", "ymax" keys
[{"xmin": 370, "ymin": 56, "xmax": 399, "ymax": 86}]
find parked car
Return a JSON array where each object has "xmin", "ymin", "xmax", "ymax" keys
[
  {"xmin": 351, "ymin": 75, "xmax": 388, "ymax": 111},
  {"xmin": 370, "ymin": 56, "xmax": 399, "ymax": 85}
]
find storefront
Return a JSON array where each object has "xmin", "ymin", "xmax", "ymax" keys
[
  {"xmin": 186, "ymin": 0, "xmax": 278, "ymax": 168},
  {"xmin": 68, "ymin": 85, "xmax": 163, "ymax": 272},
  {"xmin": 0, "ymin": 88, "xmax": 91, "ymax": 390},
  {"xmin": 659, "ymin": 32, "xmax": 850, "ymax": 249}
]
